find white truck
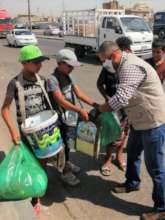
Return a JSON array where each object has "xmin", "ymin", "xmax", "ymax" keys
[{"xmin": 62, "ymin": 9, "xmax": 153, "ymax": 58}]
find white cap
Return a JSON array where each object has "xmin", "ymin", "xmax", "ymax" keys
[{"xmin": 56, "ymin": 49, "xmax": 82, "ymax": 67}]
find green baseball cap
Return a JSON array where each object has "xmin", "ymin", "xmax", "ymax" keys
[{"xmin": 18, "ymin": 45, "xmax": 49, "ymax": 62}]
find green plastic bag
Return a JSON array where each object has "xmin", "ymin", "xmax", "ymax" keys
[
  {"xmin": 98, "ymin": 112, "xmax": 121, "ymax": 146},
  {"xmin": 0, "ymin": 141, "xmax": 48, "ymax": 200}
]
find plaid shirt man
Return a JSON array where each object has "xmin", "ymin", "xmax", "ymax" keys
[{"xmin": 109, "ymin": 52, "xmax": 147, "ymax": 111}]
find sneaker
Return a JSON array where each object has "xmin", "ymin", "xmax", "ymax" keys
[
  {"xmin": 66, "ymin": 161, "xmax": 81, "ymax": 174},
  {"xmin": 113, "ymin": 183, "xmax": 140, "ymax": 193},
  {"xmin": 141, "ymin": 211, "xmax": 165, "ymax": 220},
  {"xmin": 60, "ymin": 171, "xmax": 80, "ymax": 186}
]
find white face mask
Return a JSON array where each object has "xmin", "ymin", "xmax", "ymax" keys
[{"xmin": 103, "ymin": 59, "xmax": 116, "ymax": 73}]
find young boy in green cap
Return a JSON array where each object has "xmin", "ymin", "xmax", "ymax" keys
[{"xmin": 1, "ymin": 44, "xmax": 50, "ymax": 215}]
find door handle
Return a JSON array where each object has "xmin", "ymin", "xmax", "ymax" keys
[{"xmin": 104, "ymin": 33, "xmax": 106, "ymax": 38}]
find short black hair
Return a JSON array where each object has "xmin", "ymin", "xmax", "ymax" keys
[
  {"xmin": 152, "ymin": 39, "xmax": 165, "ymax": 51},
  {"xmin": 116, "ymin": 37, "xmax": 133, "ymax": 51}
]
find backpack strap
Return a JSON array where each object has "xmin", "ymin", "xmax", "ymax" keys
[
  {"xmin": 35, "ymin": 74, "xmax": 54, "ymax": 112},
  {"xmin": 15, "ymin": 74, "xmax": 26, "ymax": 125}
]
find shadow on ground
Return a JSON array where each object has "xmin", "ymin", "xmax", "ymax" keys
[{"xmin": 40, "ymin": 152, "xmax": 151, "ymax": 217}]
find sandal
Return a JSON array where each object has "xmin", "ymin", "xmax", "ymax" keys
[
  {"xmin": 113, "ymin": 160, "xmax": 126, "ymax": 172},
  {"xmin": 100, "ymin": 164, "xmax": 111, "ymax": 176},
  {"xmin": 33, "ymin": 203, "xmax": 41, "ymax": 216}
]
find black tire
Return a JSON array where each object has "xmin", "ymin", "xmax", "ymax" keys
[
  {"xmin": 159, "ymin": 29, "xmax": 165, "ymax": 39},
  {"xmin": 75, "ymin": 46, "xmax": 85, "ymax": 58}
]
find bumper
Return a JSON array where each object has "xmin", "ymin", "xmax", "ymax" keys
[
  {"xmin": 131, "ymin": 43, "xmax": 152, "ymax": 58},
  {"xmin": 16, "ymin": 40, "xmax": 38, "ymax": 46}
]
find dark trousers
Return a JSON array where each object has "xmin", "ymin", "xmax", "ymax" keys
[
  {"xmin": 125, "ymin": 124, "xmax": 165, "ymax": 211},
  {"xmin": 58, "ymin": 122, "xmax": 76, "ymax": 161}
]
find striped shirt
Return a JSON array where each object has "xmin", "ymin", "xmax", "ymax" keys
[{"xmin": 6, "ymin": 73, "xmax": 49, "ymax": 126}]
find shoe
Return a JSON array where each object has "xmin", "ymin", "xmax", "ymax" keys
[
  {"xmin": 141, "ymin": 211, "xmax": 165, "ymax": 220},
  {"xmin": 61, "ymin": 171, "xmax": 80, "ymax": 186},
  {"xmin": 113, "ymin": 183, "xmax": 140, "ymax": 193},
  {"xmin": 31, "ymin": 198, "xmax": 41, "ymax": 216},
  {"xmin": 66, "ymin": 161, "xmax": 81, "ymax": 174},
  {"xmin": 33, "ymin": 203, "xmax": 41, "ymax": 216}
]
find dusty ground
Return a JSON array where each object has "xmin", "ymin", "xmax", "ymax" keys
[{"xmin": 0, "ymin": 39, "xmax": 153, "ymax": 220}]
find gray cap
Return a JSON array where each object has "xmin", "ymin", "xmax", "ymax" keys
[{"xmin": 56, "ymin": 49, "xmax": 81, "ymax": 67}]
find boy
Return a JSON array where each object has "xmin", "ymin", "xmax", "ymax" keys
[
  {"xmin": 96, "ymin": 37, "xmax": 131, "ymax": 176},
  {"xmin": 146, "ymin": 39, "xmax": 165, "ymax": 83},
  {"xmin": 47, "ymin": 49, "xmax": 97, "ymax": 186},
  {"xmin": 1, "ymin": 45, "xmax": 50, "ymax": 214}
]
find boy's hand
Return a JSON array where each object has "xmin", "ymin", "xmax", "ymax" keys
[
  {"xmin": 11, "ymin": 130, "xmax": 21, "ymax": 145},
  {"xmin": 79, "ymin": 108, "xmax": 89, "ymax": 121}
]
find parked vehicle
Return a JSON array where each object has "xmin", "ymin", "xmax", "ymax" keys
[
  {"xmin": 43, "ymin": 26, "xmax": 63, "ymax": 37},
  {"xmin": 6, "ymin": 29, "xmax": 38, "ymax": 47},
  {"xmin": 14, "ymin": 23, "xmax": 27, "ymax": 29},
  {"xmin": 0, "ymin": 9, "xmax": 13, "ymax": 37},
  {"xmin": 63, "ymin": 9, "xmax": 153, "ymax": 58},
  {"xmin": 153, "ymin": 11, "xmax": 165, "ymax": 39}
]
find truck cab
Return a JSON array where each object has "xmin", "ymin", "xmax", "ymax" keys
[
  {"xmin": 63, "ymin": 9, "xmax": 153, "ymax": 59},
  {"xmin": 0, "ymin": 10, "xmax": 13, "ymax": 37},
  {"xmin": 153, "ymin": 11, "xmax": 165, "ymax": 39},
  {"xmin": 99, "ymin": 15, "xmax": 153, "ymax": 57}
]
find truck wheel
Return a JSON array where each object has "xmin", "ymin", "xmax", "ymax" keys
[
  {"xmin": 159, "ymin": 30, "xmax": 165, "ymax": 39},
  {"xmin": 75, "ymin": 46, "xmax": 85, "ymax": 58}
]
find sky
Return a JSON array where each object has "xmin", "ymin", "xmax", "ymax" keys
[{"xmin": 0, "ymin": 0, "xmax": 164, "ymax": 17}]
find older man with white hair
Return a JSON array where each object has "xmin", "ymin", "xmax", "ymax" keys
[{"xmin": 98, "ymin": 41, "xmax": 165, "ymax": 220}]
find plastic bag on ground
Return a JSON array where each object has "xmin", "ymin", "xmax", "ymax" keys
[{"xmin": 0, "ymin": 141, "xmax": 48, "ymax": 200}]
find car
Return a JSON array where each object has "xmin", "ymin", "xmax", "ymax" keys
[
  {"xmin": 43, "ymin": 26, "xmax": 64, "ymax": 37},
  {"xmin": 6, "ymin": 29, "xmax": 38, "ymax": 47},
  {"xmin": 153, "ymin": 11, "xmax": 165, "ymax": 39},
  {"xmin": 14, "ymin": 23, "xmax": 27, "ymax": 29}
]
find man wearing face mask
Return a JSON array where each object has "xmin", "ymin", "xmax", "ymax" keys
[
  {"xmin": 98, "ymin": 41, "xmax": 165, "ymax": 220},
  {"xmin": 96, "ymin": 37, "xmax": 132, "ymax": 176}
]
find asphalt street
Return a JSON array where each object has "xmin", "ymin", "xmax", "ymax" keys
[{"xmin": 0, "ymin": 38, "xmax": 153, "ymax": 220}]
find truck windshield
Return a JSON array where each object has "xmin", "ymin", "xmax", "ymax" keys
[
  {"xmin": 120, "ymin": 17, "xmax": 151, "ymax": 32},
  {"xmin": 0, "ymin": 18, "xmax": 12, "ymax": 25}
]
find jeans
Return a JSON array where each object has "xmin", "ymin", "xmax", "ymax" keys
[{"xmin": 125, "ymin": 124, "xmax": 165, "ymax": 211}]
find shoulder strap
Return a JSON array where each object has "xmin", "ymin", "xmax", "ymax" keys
[
  {"xmin": 35, "ymin": 74, "xmax": 54, "ymax": 112},
  {"xmin": 15, "ymin": 74, "xmax": 26, "ymax": 125}
]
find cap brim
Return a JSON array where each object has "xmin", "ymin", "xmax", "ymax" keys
[
  {"xmin": 65, "ymin": 60, "xmax": 82, "ymax": 67},
  {"xmin": 30, "ymin": 56, "xmax": 50, "ymax": 63}
]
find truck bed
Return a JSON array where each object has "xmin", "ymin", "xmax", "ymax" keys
[{"xmin": 64, "ymin": 35, "xmax": 97, "ymax": 49}]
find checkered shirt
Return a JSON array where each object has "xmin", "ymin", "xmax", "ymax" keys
[{"xmin": 109, "ymin": 52, "xmax": 147, "ymax": 111}]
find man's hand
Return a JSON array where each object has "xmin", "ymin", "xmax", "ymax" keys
[
  {"xmin": 11, "ymin": 130, "xmax": 21, "ymax": 145},
  {"xmin": 98, "ymin": 102, "xmax": 111, "ymax": 112},
  {"xmin": 79, "ymin": 108, "xmax": 89, "ymax": 121}
]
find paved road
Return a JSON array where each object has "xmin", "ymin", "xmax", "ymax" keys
[{"xmin": 0, "ymin": 38, "xmax": 153, "ymax": 220}]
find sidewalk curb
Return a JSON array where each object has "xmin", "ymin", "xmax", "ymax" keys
[{"xmin": 36, "ymin": 35, "xmax": 63, "ymax": 41}]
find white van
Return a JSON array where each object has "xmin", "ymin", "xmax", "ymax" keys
[{"xmin": 63, "ymin": 9, "xmax": 153, "ymax": 58}]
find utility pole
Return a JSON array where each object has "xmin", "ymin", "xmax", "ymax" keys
[
  {"xmin": 62, "ymin": 0, "xmax": 65, "ymax": 12},
  {"xmin": 27, "ymin": 0, "xmax": 32, "ymax": 31}
]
